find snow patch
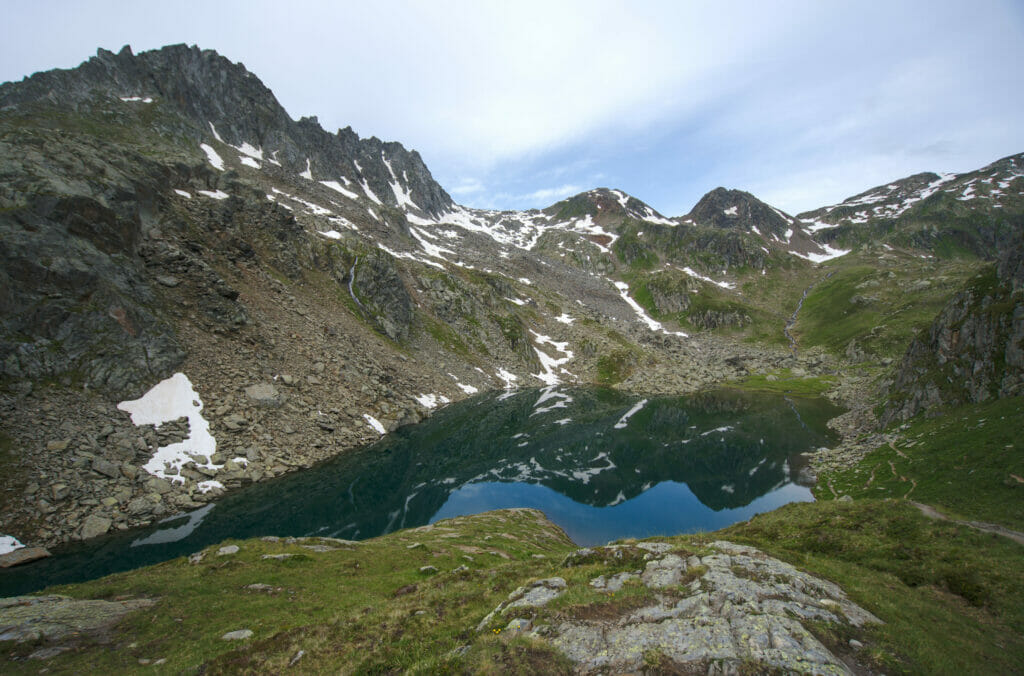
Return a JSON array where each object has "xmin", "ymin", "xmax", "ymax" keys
[
  {"xmin": 173, "ymin": 189, "xmax": 192, "ymax": 199},
  {"xmin": 555, "ymin": 312, "xmax": 575, "ymax": 324},
  {"xmin": 197, "ymin": 189, "xmax": 229, "ymax": 200},
  {"xmin": 200, "ymin": 143, "xmax": 224, "ymax": 171},
  {"xmin": 614, "ymin": 281, "xmax": 687, "ymax": 337},
  {"xmin": 791, "ymin": 242, "xmax": 851, "ymax": 264},
  {"xmin": 363, "ymin": 414, "xmax": 386, "ymax": 435},
  {"xmin": 320, "ymin": 180, "xmax": 359, "ymax": 200},
  {"xmin": 300, "ymin": 158, "xmax": 313, "ymax": 180},
  {"xmin": 120, "ymin": 96, "xmax": 153, "ymax": 103},
  {"xmin": 0, "ymin": 535, "xmax": 24, "ymax": 555},
  {"xmin": 239, "ymin": 156, "xmax": 260, "ymax": 169},
  {"xmin": 117, "ymin": 373, "xmax": 219, "ymax": 483}
]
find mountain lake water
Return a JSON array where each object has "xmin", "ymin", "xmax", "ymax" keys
[{"xmin": 0, "ymin": 386, "xmax": 842, "ymax": 595}]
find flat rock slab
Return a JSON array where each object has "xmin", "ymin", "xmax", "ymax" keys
[
  {"xmin": 0, "ymin": 594, "xmax": 155, "ymax": 643},
  {"xmin": 496, "ymin": 540, "xmax": 882, "ymax": 675},
  {"xmin": 0, "ymin": 547, "xmax": 51, "ymax": 568}
]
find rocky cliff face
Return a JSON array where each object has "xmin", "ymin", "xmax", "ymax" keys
[{"xmin": 881, "ymin": 239, "xmax": 1024, "ymax": 424}]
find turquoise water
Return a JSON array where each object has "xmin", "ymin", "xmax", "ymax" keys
[{"xmin": 0, "ymin": 387, "xmax": 841, "ymax": 595}]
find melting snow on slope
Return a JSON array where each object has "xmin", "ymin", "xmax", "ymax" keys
[
  {"xmin": 361, "ymin": 179, "xmax": 383, "ymax": 205},
  {"xmin": 680, "ymin": 267, "xmax": 735, "ymax": 290},
  {"xmin": 614, "ymin": 281, "xmax": 687, "ymax": 337},
  {"xmin": 0, "ymin": 535, "xmax": 24, "ymax": 555},
  {"xmin": 614, "ymin": 398, "xmax": 648, "ymax": 429},
  {"xmin": 174, "ymin": 189, "xmax": 192, "ymax": 199},
  {"xmin": 300, "ymin": 158, "xmax": 313, "ymax": 180},
  {"xmin": 120, "ymin": 96, "xmax": 153, "ymax": 103},
  {"xmin": 239, "ymin": 156, "xmax": 261, "ymax": 169},
  {"xmin": 449, "ymin": 374, "xmax": 479, "ymax": 394},
  {"xmin": 791, "ymin": 242, "xmax": 851, "ymax": 264},
  {"xmin": 555, "ymin": 313, "xmax": 575, "ymax": 324},
  {"xmin": 321, "ymin": 180, "xmax": 359, "ymax": 200},
  {"xmin": 414, "ymin": 393, "xmax": 451, "ymax": 409},
  {"xmin": 117, "ymin": 373, "xmax": 220, "ymax": 483},
  {"xmin": 197, "ymin": 189, "xmax": 230, "ymax": 200},
  {"xmin": 200, "ymin": 143, "xmax": 225, "ymax": 171},
  {"xmin": 496, "ymin": 368, "xmax": 519, "ymax": 389},
  {"xmin": 363, "ymin": 414, "xmax": 386, "ymax": 435},
  {"xmin": 723, "ymin": 206, "xmax": 738, "ymax": 216}
]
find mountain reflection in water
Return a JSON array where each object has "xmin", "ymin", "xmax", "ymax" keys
[{"xmin": 0, "ymin": 387, "xmax": 841, "ymax": 595}]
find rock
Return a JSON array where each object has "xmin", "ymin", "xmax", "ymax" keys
[
  {"xmin": 145, "ymin": 478, "xmax": 172, "ymax": 494},
  {"xmin": 505, "ymin": 618, "xmax": 532, "ymax": 635},
  {"xmin": 51, "ymin": 484, "xmax": 70, "ymax": 501},
  {"xmin": 0, "ymin": 546, "xmax": 51, "ymax": 568},
  {"xmin": 261, "ymin": 554, "xmax": 293, "ymax": 560},
  {"xmin": 91, "ymin": 457, "xmax": 121, "ymax": 478},
  {"xmin": 0, "ymin": 595, "xmax": 155, "ymax": 642},
  {"xmin": 188, "ymin": 551, "xmax": 206, "ymax": 565},
  {"xmin": 217, "ymin": 545, "xmax": 239, "ymax": 556},
  {"xmin": 221, "ymin": 629, "xmax": 253, "ymax": 640},
  {"xmin": 245, "ymin": 583, "xmax": 274, "ymax": 592},
  {"xmin": 79, "ymin": 515, "xmax": 112, "ymax": 540},
  {"xmin": 419, "ymin": 565, "xmax": 438, "ymax": 574},
  {"xmin": 641, "ymin": 554, "xmax": 686, "ymax": 588},
  {"xmin": 155, "ymin": 275, "xmax": 180, "ymax": 287},
  {"xmin": 544, "ymin": 540, "xmax": 882, "ymax": 674},
  {"xmin": 244, "ymin": 383, "xmax": 284, "ymax": 408},
  {"xmin": 46, "ymin": 440, "xmax": 70, "ymax": 452}
]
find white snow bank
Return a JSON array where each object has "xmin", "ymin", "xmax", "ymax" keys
[
  {"xmin": 321, "ymin": 180, "xmax": 359, "ymax": 200},
  {"xmin": 174, "ymin": 189, "xmax": 192, "ymax": 199},
  {"xmin": 200, "ymin": 143, "xmax": 224, "ymax": 171},
  {"xmin": 414, "ymin": 393, "xmax": 450, "ymax": 409},
  {"xmin": 363, "ymin": 414, "xmax": 386, "ymax": 435},
  {"xmin": 197, "ymin": 189, "xmax": 230, "ymax": 200},
  {"xmin": 117, "ymin": 373, "xmax": 220, "ymax": 483},
  {"xmin": 0, "ymin": 535, "xmax": 24, "ymax": 555},
  {"xmin": 614, "ymin": 281, "xmax": 687, "ymax": 337},
  {"xmin": 496, "ymin": 368, "xmax": 519, "ymax": 389},
  {"xmin": 555, "ymin": 313, "xmax": 575, "ymax": 324},
  {"xmin": 791, "ymin": 242, "xmax": 851, "ymax": 264}
]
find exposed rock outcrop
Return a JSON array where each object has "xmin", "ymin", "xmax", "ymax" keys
[{"xmin": 881, "ymin": 239, "xmax": 1024, "ymax": 424}]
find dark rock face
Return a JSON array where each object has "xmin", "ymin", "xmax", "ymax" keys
[
  {"xmin": 0, "ymin": 44, "xmax": 453, "ymax": 218},
  {"xmin": 687, "ymin": 187, "xmax": 793, "ymax": 239},
  {"xmin": 0, "ymin": 133, "xmax": 186, "ymax": 397},
  {"xmin": 350, "ymin": 251, "xmax": 414, "ymax": 342},
  {"xmin": 882, "ymin": 240, "xmax": 1024, "ymax": 424}
]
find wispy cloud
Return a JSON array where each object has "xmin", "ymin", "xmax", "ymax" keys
[{"xmin": 2, "ymin": 1, "xmax": 1022, "ymax": 214}]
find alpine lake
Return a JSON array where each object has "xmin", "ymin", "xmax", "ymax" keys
[{"xmin": 0, "ymin": 386, "xmax": 842, "ymax": 595}]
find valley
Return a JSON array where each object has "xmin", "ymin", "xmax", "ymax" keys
[{"xmin": 0, "ymin": 44, "xmax": 1021, "ymax": 673}]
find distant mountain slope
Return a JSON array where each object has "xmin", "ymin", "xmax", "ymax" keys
[{"xmin": 798, "ymin": 153, "xmax": 1024, "ymax": 258}]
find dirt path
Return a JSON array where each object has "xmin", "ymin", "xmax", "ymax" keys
[{"xmin": 911, "ymin": 501, "xmax": 1024, "ymax": 546}]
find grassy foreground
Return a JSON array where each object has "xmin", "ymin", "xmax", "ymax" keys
[{"xmin": 2, "ymin": 497, "xmax": 1022, "ymax": 674}]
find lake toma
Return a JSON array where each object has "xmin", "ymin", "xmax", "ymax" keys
[{"xmin": 0, "ymin": 387, "xmax": 842, "ymax": 595}]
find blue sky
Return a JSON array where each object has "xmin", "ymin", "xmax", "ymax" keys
[{"xmin": 3, "ymin": 1, "xmax": 1023, "ymax": 216}]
